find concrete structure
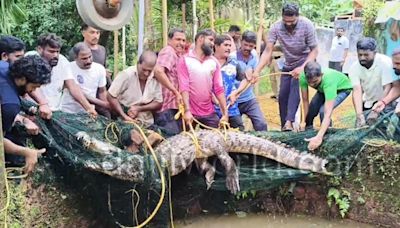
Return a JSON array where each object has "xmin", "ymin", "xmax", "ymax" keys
[{"xmin": 316, "ymin": 19, "xmax": 363, "ymax": 74}]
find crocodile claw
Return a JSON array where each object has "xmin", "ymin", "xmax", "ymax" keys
[
  {"xmin": 206, "ymin": 179, "xmax": 215, "ymax": 190},
  {"xmin": 226, "ymin": 169, "xmax": 240, "ymax": 195},
  {"xmin": 205, "ymin": 166, "xmax": 216, "ymax": 190}
]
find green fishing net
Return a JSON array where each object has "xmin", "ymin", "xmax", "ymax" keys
[{"xmin": 16, "ymin": 100, "xmax": 399, "ymax": 226}]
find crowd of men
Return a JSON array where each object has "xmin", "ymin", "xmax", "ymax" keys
[{"xmin": 1, "ymin": 2, "xmax": 400, "ymax": 173}]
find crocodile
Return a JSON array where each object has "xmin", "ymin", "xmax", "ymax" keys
[{"xmin": 81, "ymin": 129, "xmax": 329, "ymax": 195}]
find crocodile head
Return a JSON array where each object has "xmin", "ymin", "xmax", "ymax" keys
[{"xmin": 297, "ymin": 152, "xmax": 331, "ymax": 175}]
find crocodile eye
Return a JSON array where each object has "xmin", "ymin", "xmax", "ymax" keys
[{"xmin": 304, "ymin": 158, "xmax": 313, "ymax": 165}]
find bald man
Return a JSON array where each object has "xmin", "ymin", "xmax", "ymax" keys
[{"xmin": 107, "ymin": 51, "xmax": 163, "ymax": 126}]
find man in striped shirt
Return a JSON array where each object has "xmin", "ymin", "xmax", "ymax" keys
[
  {"xmin": 253, "ymin": 2, "xmax": 318, "ymax": 131},
  {"xmin": 154, "ymin": 28, "xmax": 186, "ymax": 134}
]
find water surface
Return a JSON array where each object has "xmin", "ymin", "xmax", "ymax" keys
[{"xmin": 176, "ymin": 214, "xmax": 372, "ymax": 228}]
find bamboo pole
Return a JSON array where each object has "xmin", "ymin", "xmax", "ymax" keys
[
  {"xmin": 209, "ymin": 0, "xmax": 215, "ymax": 31},
  {"xmin": 146, "ymin": 0, "xmax": 155, "ymax": 50},
  {"xmin": 0, "ymin": 105, "xmax": 6, "ymax": 208},
  {"xmin": 138, "ymin": 0, "xmax": 145, "ymax": 57},
  {"xmin": 113, "ymin": 30, "xmax": 119, "ymax": 77},
  {"xmin": 255, "ymin": 0, "xmax": 265, "ymax": 96},
  {"xmin": 256, "ymin": 0, "xmax": 265, "ymax": 56},
  {"xmin": 162, "ymin": 0, "xmax": 168, "ymax": 47},
  {"xmin": 182, "ymin": 0, "xmax": 187, "ymax": 31},
  {"xmin": 193, "ymin": 0, "xmax": 198, "ymax": 36},
  {"xmin": 122, "ymin": 26, "xmax": 126, "ymax": 68}
]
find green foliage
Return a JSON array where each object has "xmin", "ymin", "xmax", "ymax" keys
[
  {"xmin": 327, "ymin": 187, "xmax": 351, "ymax": 218},
  {"xmin": 356, "ymin": 196, "xmax": 365, "ymax": 205},
  {"xmin": 12, "ymin": 0, "xmax": 83, "ymax": 54},
  {"xmin": 327, "ymin": 175, "xmax": 343, "ymax": 187},
  {"xmin": 367, "ymin": 147, "xmax": 400, "ymax": 188},
  {"xmin": 2, "ymin": 0, "xmax": 362, "ymax": 66},
  {"xmin": 362, "ymin": 0, "xmax": 385, "ymax": 37},
  {"xmin": 295, "ymin": 0, "xmax": 353, "ymax": 26},
  {"xmin": 0, "ymin": 0, "xmax": 27, "ymax": 34},
  {"xmin": 0, "ymin": 181, "xmax": 26, "ymax": 227},
  {"xmin": 236, "ymin": 189, "xmax": 257, "ymax": 200}
]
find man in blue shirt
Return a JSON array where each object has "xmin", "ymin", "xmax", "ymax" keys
[
  {"xmin": 230, "ymin": 31, "xmax": 268, "ymax": 131},
  {"xmin": 1, "ymin": 54, "xmax": 52, "ymax": 173},
  {"xmin": 0, "ymin": 35, "xmax": 25, "ymax": 64},
  {"xmin": 214, "ymin": 35, "xmax": 245, "ymax": 130},
  {"xmin": 1, "ymin": 35, "xmax": 53, "ymax": 120}
]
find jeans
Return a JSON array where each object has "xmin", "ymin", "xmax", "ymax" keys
[
  {"xmin": 305, "ymin": 90, "xmax": 351, "ymax": 127},
  {"xmin": 229, "ymin": 115, "xmax": 245, "ymax": 131},
  {"xmin": 4, "ymin": 127, "xmax": 27, "ymax": 166},
  {"xmin": 238, "ymin": 98, "xmax": 268, "ymax": 131},
  {"xmin": 279, "ymin": 66, "xmax": 301, "ymax": 127},
  {"xmin": 328, "ymin": 61, "xmax": 343, "ymax": 72},
  {"xmin": 194, "ymin": 113, "xmax": 220, "ymax": 128},
  {"xmin": 154, "ymin": 109, "xmax": 182, "ymax": 135}
]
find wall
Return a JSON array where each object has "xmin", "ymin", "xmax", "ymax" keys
[
  {"xmin": 382, "ymin": 19, "xmax": 400, "ymax": 57},
  {"xmin": 316, "ymin": 19, "xmax": 364, "ymax": 74}
]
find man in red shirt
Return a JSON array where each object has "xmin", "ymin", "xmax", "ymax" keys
[{"xmin": 154, "ymin": 28, "xmax": 186, "ymax": 134}]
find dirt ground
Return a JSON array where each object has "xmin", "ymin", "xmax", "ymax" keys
[{"xmin": 250, "ymin": 91, "xmax": 355, "ymax": 131}]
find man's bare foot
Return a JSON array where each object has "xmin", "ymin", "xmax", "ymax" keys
[
  {"xmin": 146, "ymin": 130, "xmax": 164, "ymax": 147},
  {"xmin": 126, "ymin": 145, "xmax": 139, "ymax": 153}
]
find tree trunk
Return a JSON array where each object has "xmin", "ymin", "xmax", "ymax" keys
[
  {"xmin": 138, "ymin": 0, "xmax": 145, "ymax": 57},
  {"xmin": 255, "ymin": 0, "xmax": 265, "ymax": 96},
  {"xmin": 113, "ymin": 30, "xmax": 119, "ymax": 77},
  {"xmin": 122, "ymin": 26, "xmax": 126, "ymax": 68},
  {"xmin": 193, "ymin": 0, "xmax": 198, "ymax": 37},
  {"xmin": 182, "ymin": 0, "xmax": 187, "ymax": 31},
  {"xmin": 162, "ymin": 0, "xmax": 168, "ymax": 47},
  {"xmin": 99, "ymin": 31, "xmax": 111, "ymax": 51},
  {"xmin": 209, "ymin": 0, "xmax": 214, "ymax": 31},
  {"xmin": 245, "ymin": 0, "xmax": 250, "ymax": 23},
  {"xmin": 0, "ymin": 105, "xmax": 6, "ymax": 208},
  {"xmin": 145, "ymin": 0, "xmax": 155, "ymax": 50}
]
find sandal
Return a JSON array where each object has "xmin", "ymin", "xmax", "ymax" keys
[{"xmin": 281, "ymin": 123, "xmax": 294, "ymax": 132}]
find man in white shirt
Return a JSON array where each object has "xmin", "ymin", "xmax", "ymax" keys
[
  {"xmin": 372, "ymin": 48, "xmax": 400, "ymax": 115},
  {"xmin": 61, "ymin": 42, "xmax": 108, "ymax": 114},
  {"xmin": 349, "ymin": 37, "xmax": 395, "ymax": 127},
  {"xmin": 329, "ymin": 27, "xmax": 349, "ymax": 72},
  {"xmin": 107, "ymin": 51, "xmax": 162, "ymax": 126},
  {"xmin": 31, "ymin": 34, "xmax": 97, "ymax": 116}
]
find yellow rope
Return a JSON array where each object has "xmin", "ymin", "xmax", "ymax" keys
[
  {"xmin": 173, "ymin": 90, "xmax": 245, "ymax": 154},
  {"xmin": 104, "ymin": 122, "xmax": 120, "ymax": 144},
  {"xmin": 174, "ymin": 104, "xmax": 186, "ymax": 132},
  {"xmin": 5, "ymin": 167, "xmax": 28, "ymax": 179},
  {"xmin": 1, "ymin": 170, "xmax": 10, "ymax": 228},
  {"xmin": 102, "ymin": 120, "xmax": 170, "ymax": 228},
  {"xmin": 229, "ymin": 71, "xmax": 292, "ymax": 108},
  {"xmin": 167, "ymin": 167, "xmax": 175, "ymax": 228},
  {"xmin": 182, "ymin": 128, "xmax": 205, "ymax": 159},
  {"xmin": 362, "ymin": 138, "xmax": 388, "ymax": 147},
  {"xmin": 1, "ymin": 167, "xmax": 29, "ymax": 228},
  {"xmin": 125, "ymin": 189, "xmax": 140, "ymax": 226},
  {"xmin": 122, "ymin": 121, "xmax": 168, "ymax": 228},
  {"xmin": 174, "ymin": 103, "xmax": 232, "ymax": 158}
]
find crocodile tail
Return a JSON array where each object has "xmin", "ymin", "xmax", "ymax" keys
[{"xmin": 226, "ymin": 131, "xmax": 330, "ymax": 175}]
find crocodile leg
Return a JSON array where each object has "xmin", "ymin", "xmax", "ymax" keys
[
  {"xmin": 195, "ymin": 158, "xmax": 216, "ymax": 190},
  {"xmin": 215, "ymin": 150, "xmax": 240, "ymax": 195},
  {"xmin": 209, "ymin": 138, "xmax": 240, "ymax": 195}
]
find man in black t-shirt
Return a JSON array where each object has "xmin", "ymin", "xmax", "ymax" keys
[
  {"xmin": 69, "ymin": 23, "xmax": 112, "ymax": 118},
  {"xmin": 1, "ymin": 55, "xmax": 52, "ymax": 173}
]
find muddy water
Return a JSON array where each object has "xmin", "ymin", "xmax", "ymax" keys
[{"xmin": 176, "ymin": 214, "xmax": 373, "ymax": 228}]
